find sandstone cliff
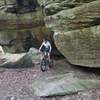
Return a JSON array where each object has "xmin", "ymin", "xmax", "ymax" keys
[{"xmin": 38, "ymin": 0, "xmax": 100, "ymax": 67}]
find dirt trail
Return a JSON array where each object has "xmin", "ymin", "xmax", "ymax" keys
[
  {"xmin": 0, "ymin": 60, "xmax": 57, "ymax": 100},
  {"xmin": 0, "ymin": 59, "xmax": 100, "ymax": 100}
]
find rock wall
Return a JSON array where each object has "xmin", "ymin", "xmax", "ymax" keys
[
  {"xmin": 54, "ymin": 25, "xmax": 100, "ymax": 68},
  {"xmin": 38, "ymin": 0, "xmax": 100, "ymax": 67},
  {"xmin": 0, "ymin": 0, "xmax": 100, "ymax": 67},
  {"xmin": 0, "ymin": 0, "xmax": 53, "ymax": 53},
  {"xmin": 38, "ymin": 0, "xmax": 96, "ymax": 16}
]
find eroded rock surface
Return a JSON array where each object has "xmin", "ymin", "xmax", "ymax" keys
[
  {"xmin": 38, "ymin": 0, "xmax": 100, "ymax": 67},
  {"xmin": 33, "ymin": 73, "xmax": 100, "ymax": 97},
  {"xmin": 0, "ymin": 53, "xmax": 32, "ymax": 68},
  {"xmin": 54, "ymin": 25, "xmax": 100, "ymax": 67},
  {"xmin": 0, "ymin": 0, "xmax": 53, "ymax": 53},
  {"xmin": 0, "ymin": 47, "xmax": 41, "ymax": 68}
]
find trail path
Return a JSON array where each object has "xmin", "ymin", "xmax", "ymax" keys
[{"xmin": 0, "ymin": 60, "xmax": 100, "ymax": 100}]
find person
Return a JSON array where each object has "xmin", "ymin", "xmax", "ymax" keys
[
  {"xmin": 39, "ymin": 39, "xmax": 52, "ymax": 61},
  {"xmin": 0, "ymin": 46, "xmax": 5, "ymax": 54}
]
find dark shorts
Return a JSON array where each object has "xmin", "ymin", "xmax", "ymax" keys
[
  {"xmin": 45, "ymin": 48, "xmax": 49, "ymax": 52},
  {"xmin": 40, "ymin": 45, "xmax": 50, "ymax": 53}
]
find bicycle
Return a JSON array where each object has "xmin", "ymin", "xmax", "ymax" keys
[{"xmin": 40, "ymin": 52, "xmax": 54, "ymax": 72}]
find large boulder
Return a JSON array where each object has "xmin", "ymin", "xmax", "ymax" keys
[
  {"xmin": 49, "ymin": 0, "xmax": 100, "ymax": 31},
  {"xmin": 38, "ymin": 0, "xmax": 96, "ymax": 16},
  {"xmin": 44, "ymin": 0, "xmax": 100, "ymax": 67},
  {"xmin": 54, "ymin": 25, "xmax": 100, "ymax": 68},
  {"xmin": 0, "ymin": 53, "xmax": 32, "ymax": 68},
  {"xmin": 0, "ymin": 47, "xmax": 41, "ymax": 67},
  {"xmin": 27, "ymin": 48, "xmax": 42, "ymax": 64},
  {"xmin": 0, "ymin": 47, "xmax": 43, "ymax": 67},
  {"xmin": 32, "ymin": 73, "xmax": 100, "ymax": 97}
]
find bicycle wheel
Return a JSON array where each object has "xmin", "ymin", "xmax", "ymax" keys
[{"xmin": 40, "ymin": 58, "xmax": 47, "ymax": 72}]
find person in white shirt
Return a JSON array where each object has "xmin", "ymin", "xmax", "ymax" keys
[
  {"xmin": 39, "ymin": 39, "xmax": 52, "ymax": 61},
  {"xmin": 0, "ymin": 46, "xmax": 5, "ymax": 54}
]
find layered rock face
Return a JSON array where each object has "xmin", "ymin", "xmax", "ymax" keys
[
  {"xmin": 54, "ymin": 25, "xmax": 100, "ymax": 67},
  {"xmin": 38, "ymin": 0, "xmax": 100, "ymax": 67},
  {"xmin": 38, "ymin": 0, "xmax": 96, "ymax": 16},
  {"xmin": 0, "ymin": 0, "xmax": 53, "ymax": 53},
  {"xmin": 53, "ymin": 0, "xmax": 100, "ymax": 68},
  {"xmin": 0, "ymin": 0, "xmax": 100, "ymax": 67}
]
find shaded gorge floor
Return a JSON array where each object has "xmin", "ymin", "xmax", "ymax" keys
[{"xmin": 0, "ymin": 59, "xmax": 100, "ymax": 100}]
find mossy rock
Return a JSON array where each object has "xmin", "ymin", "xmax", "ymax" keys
[
  {"xmin": 32, "ymin": 73, "xmax": 100, "ymax": 96},
  {"xmin": 54, "ymin": 25, "xmax": 100, "ymax": 67}
]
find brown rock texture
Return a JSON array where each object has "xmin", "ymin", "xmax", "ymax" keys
[{"xmin": 38, "ymin": 0, "xmax": 100, "ymax": 67}]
